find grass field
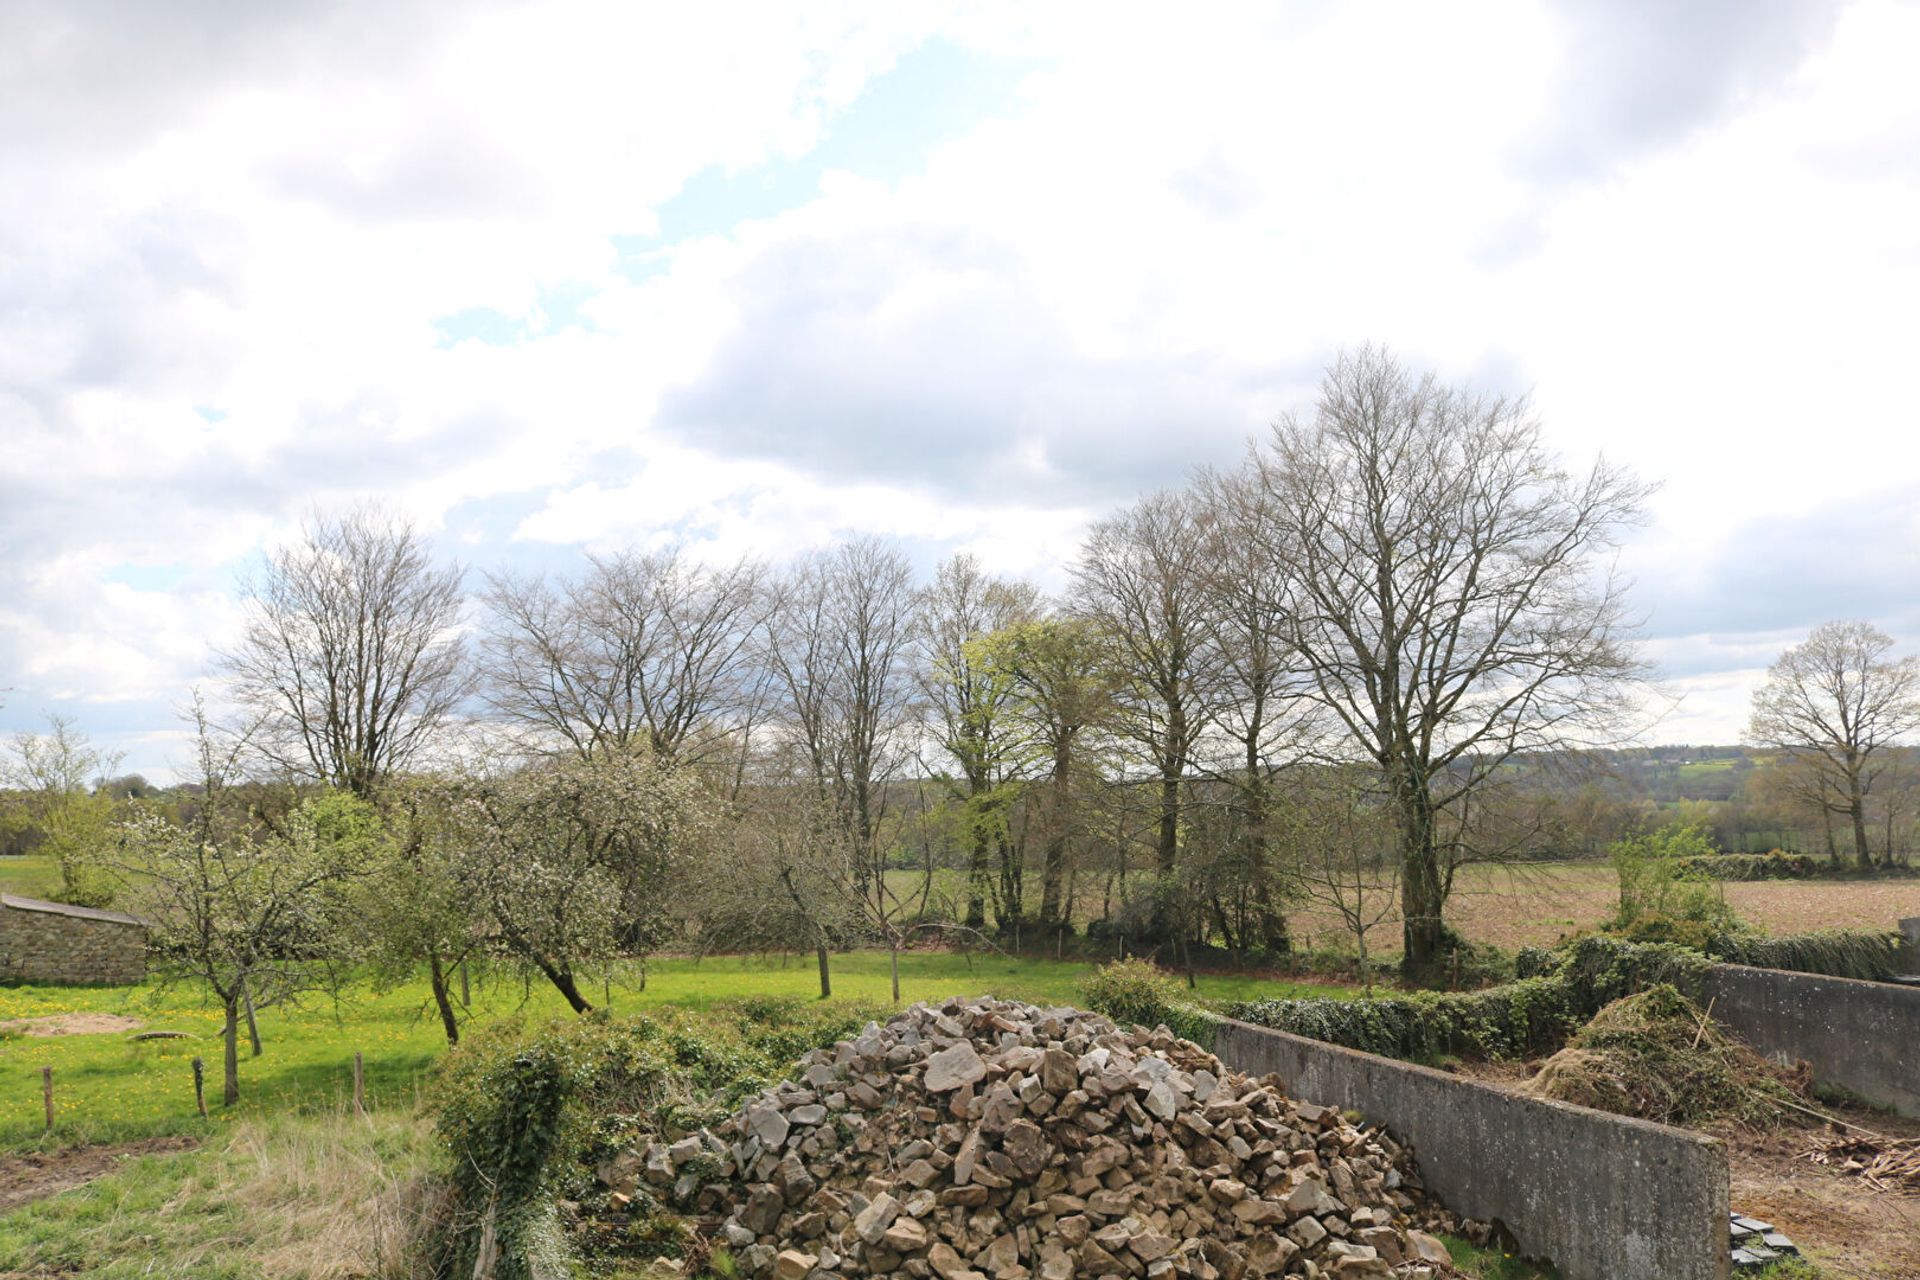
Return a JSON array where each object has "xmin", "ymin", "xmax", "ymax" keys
[
  {"xmin": 0, "ymin": 950, "xmax": 1347, "ymax": 1152},
  {"xmin": 0, "ymin": 854, "xmax": 68, "ymax": 900},
  {"xmin": 0, "ymin": 1112, "xmax": 433, "ymax": 1280}
]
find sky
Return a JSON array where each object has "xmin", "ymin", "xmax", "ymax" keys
[{"xmin": 2, "ymin": 0, "xmax": 1918, "ymax": 782}]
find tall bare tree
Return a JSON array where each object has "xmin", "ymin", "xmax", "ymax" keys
[
  {"xmin": 1249, "ymin": 348, "xmax": 1649, "ymax": 973},
  {"xmin": 222, "ymin": 506, "xmax": 470, "ymax": 797},
  {"xmin": 1193, "ymin": 465, "xmax": 1322, "ymax": 953},
  {"xmin": 1747, "ymin": 620, "xmax": 1920, "ymax": 869},
  {"xmin": 764, "ymin": 538, "xmax": 920, "ymax": 981},
  {"xmin": 1071, "ymin": 489, "xmax": 1219, "ymax": 939},
  {"xmin": 481, "ymin": 548, "xmax": 769, "ymax": 776},
  {"xmin": 914, "ymin": 555, "xmax": 1041, "ymax": 928}
]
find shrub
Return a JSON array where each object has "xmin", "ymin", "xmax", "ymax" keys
[
  {"xmin": 1079, "ymin": 958, "xmax": 1181, "ymax": 1027},
  {"xmin": 1609, "ymin": 823, "xmax": 1743, "ymax": 936},
  {"xmin": 1079, "ymin": 959, "xmax": 1218, "ymax": 1047},
  {"xmin": 426, "ymin": 1000, "xmax": 883, "ymax": 1280}
]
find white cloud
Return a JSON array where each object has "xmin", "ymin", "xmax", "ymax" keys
[{"xmin": 1, "ymin": 0, "xmax": 1916, "ymax": 776}]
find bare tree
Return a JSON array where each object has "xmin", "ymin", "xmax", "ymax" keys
[
  {"xmin": 1250, "ymin": 348, "xmax": 1650, "ymax": 974},
  {"xmin": 764, "ymin": 538, "xmax": 920, "ymax": 988},
  {"xmin": 914, "ymin": 555, "xmax": 1041, "ymax": 928},
  {"xmin": 222, "ymin": 506, "xmax": 470, "ymax": 797},
  {"xmin": 1278, "ymin": 767, "xmax": 1400, "ymax": 994},
  {"xmin": 1192, "ymin": 465, "xmax": 1322, "ymax": 954},
  {"xmin": 481, "ymin": 548, "xmax": 769, "ymax": 776},
  {"xmin": 1747, "ymin": 620, "xmax": 1920, "ymax": 869},
  {"xmin": 1071, "ymin": 489, "xmax": 1220, "ymax": 940}
]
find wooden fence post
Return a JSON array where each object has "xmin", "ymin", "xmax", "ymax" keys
[
  {"xmin": 41, "ymin": 1066, "xmax": 53, "ymax": 1133},
  {"xmin": 192, "ymin": 1057, "xmax": 208, "ymax": 1119},
  {"xmin": 353, "ymin": 1052, "xmax": 365, "ymax": 1115}
]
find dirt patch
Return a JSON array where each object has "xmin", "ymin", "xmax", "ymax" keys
[
  {"xmin": 0, "ymin": 1014, "xmax": 142, "ymax": 1038},
  {"xmin": 1724, "ymin": 1107, "xmax": 1920, "ymax": 1279},
  {"xmin": 1459, "ymin": 1058, "xmax": 1920, "ymax": 1277},
  {"xmin": 0, "ymin": 1136, "xmax": 198, "ymax": 1215}
]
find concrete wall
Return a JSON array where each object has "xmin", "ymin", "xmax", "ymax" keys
[
  {"xmin": 1699, "ymin": 963, "xmax": 1920, "ymax": 1118},
  {"xmin": 1213, "ymin": 1018, "xmax": 1730, "ymax": 1280},
  {"xmin": 0, "ymin": 895, "xmax": 148, "ymax": 985}
]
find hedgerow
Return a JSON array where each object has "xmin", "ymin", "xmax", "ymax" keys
[
  {"xmin": 1228, "ymin": 976, "xmax": 1582, "ymax": 1062},
  {"xmin": 1704, "ymin": 929, "xmax": 1906, "ymax": 980},
  {"xmin": 1233, "ymin": 928, "xmax": 1906, "ymax": 1068},
  {"xmin": 1671, "ymin": 851, "xmax": 1819, "ymax": 881}
]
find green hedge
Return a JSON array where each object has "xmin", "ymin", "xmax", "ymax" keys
[
  {"xmin": 1234, "ymin": 928, "xmax": 1907, "ymax": 1067},
  {"xmin": 1704, "ymin": 929, "xmax": 1906, "ymax": 980},
  {"xmin": 1672, "ymin": 852, "xmax": 1820, "ymax": 881},
  {"xmin": 1228, "ymin": 977, "xmax": 1581, "ymax": 1062},
  {"xmin": 1079, "ymin": 959, "xmax": 1220, "ymax": 1047}
]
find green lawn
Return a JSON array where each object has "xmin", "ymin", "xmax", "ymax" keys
[
  {"xmin": 0, "ymin": 853, "xmax": 66, "ymax": 900},
  {"xmin": 0, "ymin": 950, "xmax": 1347, "ymax": 1151}
]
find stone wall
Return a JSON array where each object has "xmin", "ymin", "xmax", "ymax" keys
[
  {"xmin": 0, "ymin": 894, "xmax": 148, "ymax": 985},
  {"xmin": 1699, "ymin": 962, "xmax": 1920, "ymax": 1118},
  {"xmin": 1213, "ymin": 1018, "xmax": 1731, "ymax": 1280},
  {"xmin": 1901, "ymin": 917, "xmax": 1920, "ymax": 969}
]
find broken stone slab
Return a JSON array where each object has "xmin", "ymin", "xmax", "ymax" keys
[{"xmin": 924, "ymin": 1042, "xmax": 988, "ymax": 1092}]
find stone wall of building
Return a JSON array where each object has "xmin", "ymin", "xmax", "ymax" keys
[{"xmin": 0, "ymin": 895, "xmax": 149, "ymax": 986}]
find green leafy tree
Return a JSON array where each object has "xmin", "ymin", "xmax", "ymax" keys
[
  {"xmin": 914, "ymin": 554, "xmax": 1040, "ymax": 928},
  {"xmin": 1, "ymin": 715, "xmax": 124, "ymax": 906},
  {"xmin": 1609, "ymin": 822, "xmax": 1739, "ymax": 943},
  {"xmin": 443, "ymin": 746, "xmax": 721, "ymax": 1013},
  {"xmin": 104, "ymin": 712, "xmax": 383, "ymax": 1104},
  {"xmin": 970, "ymin": 617, "xmax": 1122, "ymax": 933}
]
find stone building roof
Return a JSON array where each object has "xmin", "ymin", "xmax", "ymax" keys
[{"xmin": 0, "ymin": 894, "xmax": 149, "ymax": 928}]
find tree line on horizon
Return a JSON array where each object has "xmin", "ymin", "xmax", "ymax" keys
[{"xmin": 4, "ymin": 349, "xmax": 1918, "ymax": 1098}]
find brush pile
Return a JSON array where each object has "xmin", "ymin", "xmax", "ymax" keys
[
  {"xmin": 1801, "ymin": 1134, "xmax": 1920, "ymax": 1195},
  {"xmin": 612, "ymin": 998, "xmax": 1461, "ymax": 1278},
  {"xmin": 1518, "ymin": 985, "xmax": 1810, "ymax": 1129}
]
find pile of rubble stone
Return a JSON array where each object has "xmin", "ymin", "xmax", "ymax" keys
[{"xmin": 613, "ymin": 997, "xmax": 1463, "ymax": 1278}]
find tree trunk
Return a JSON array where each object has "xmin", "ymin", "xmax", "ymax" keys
[
  {"xmin": 889, "ymin": 941, "xmax": 901, "ymax": 1004},
  {"xmin": 429, "ymin": 952, "xmax": 461, "ymax": 1045},
  {"xmin": 535, "ymin": 959, "xmax": 594, "ymax": 1014},
  {"xmin": 1396, "ymin": 770, "xmax": 1446, "ymax": 977},
  {"xmin": 815, "ymin": 943, "xmax": 832, "ymax": 999},
  {"xmin": 1848, "ymin": 766, "xmax": 1873, "ymax": 869},
  {"xmin": 965, "ymin": 789, "xmax": 990, "ymax": 929},
  {"xmin": 222, "ymin": 994, "xmax": 241, "ymax": 1106},
  {"xmin": 241, "ymin": 982, "xmax": 262, "ymax": 1057},
  {"xmin": 1039, "ymin": 745, "xmax": 1073, "ymax": 930},
  {"xmin": 1156, "ymin": 772, "xmax": 1180, "ymax": 877}
]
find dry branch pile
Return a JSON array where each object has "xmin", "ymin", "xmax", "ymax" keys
[
  {"xmin": 1801, "ymin": 1134, "xmax": 1920, "ymax": 1195},
  {"xmin": 612, "ymin": 999, "xmax": 1460, "ymax": 1279}
]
